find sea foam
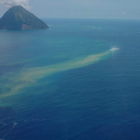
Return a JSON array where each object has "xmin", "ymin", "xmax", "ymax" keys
[{"xmin": 110, "ymin": 47, "xmax": 120, "ymax": 52}]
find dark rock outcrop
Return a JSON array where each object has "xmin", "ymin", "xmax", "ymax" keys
[{"xmin": 0, "ymin": 5, "xmax": 49, "ymax": 30}]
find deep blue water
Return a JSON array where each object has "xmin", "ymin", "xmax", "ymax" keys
[{"xmin": 0, "ymin": 18, "xmax": 140, "ymax": 140}]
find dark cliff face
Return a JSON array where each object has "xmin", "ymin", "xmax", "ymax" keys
[{"xmin": 0, "ymin": 5, "xmax": 49, "ymax": 30}]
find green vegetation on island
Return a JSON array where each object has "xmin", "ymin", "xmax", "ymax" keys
[{"xmin": 0, "ymin": 5, "xmax": 49, "ymax": 30}]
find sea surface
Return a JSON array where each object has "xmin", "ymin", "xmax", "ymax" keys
[{"xmin": 0, "ymin": 18, "xmax": 140, "ymax": 140}]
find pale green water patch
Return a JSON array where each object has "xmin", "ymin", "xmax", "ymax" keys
[{"xmin": 0, "ymin": 48, "xmax": 118, "ymax": 100}]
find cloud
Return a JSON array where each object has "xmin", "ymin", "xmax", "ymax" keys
[{"xmin": 0, "ymin": 0, "xmax": 30, "ymax": 10}]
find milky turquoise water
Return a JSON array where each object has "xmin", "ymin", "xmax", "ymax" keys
[{"xmin": 0, "ymin": 18, "xmax": 140, "ymax": 140}]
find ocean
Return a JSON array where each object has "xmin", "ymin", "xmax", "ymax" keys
[{"xmin": 0, "ymin": 18, "xmax": 140, "ymax": 140}]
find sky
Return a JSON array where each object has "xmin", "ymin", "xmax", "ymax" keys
[{"xmin": 0, "ymin": 0, "xmax": 140, "ymax": 19}]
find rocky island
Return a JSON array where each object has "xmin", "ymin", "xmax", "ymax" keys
[{"xmin": 0, "ymin": 5, "xmax": 49, "ymax": 30}]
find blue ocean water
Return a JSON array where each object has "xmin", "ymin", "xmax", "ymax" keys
[{"xmin": 0, "ymin": 18, "xmax": 140, "ymax": 140}]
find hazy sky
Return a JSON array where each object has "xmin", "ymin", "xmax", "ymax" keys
[{"xmin": 0, "ymin": 0, "xmax": 140, "ymax": 19}]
